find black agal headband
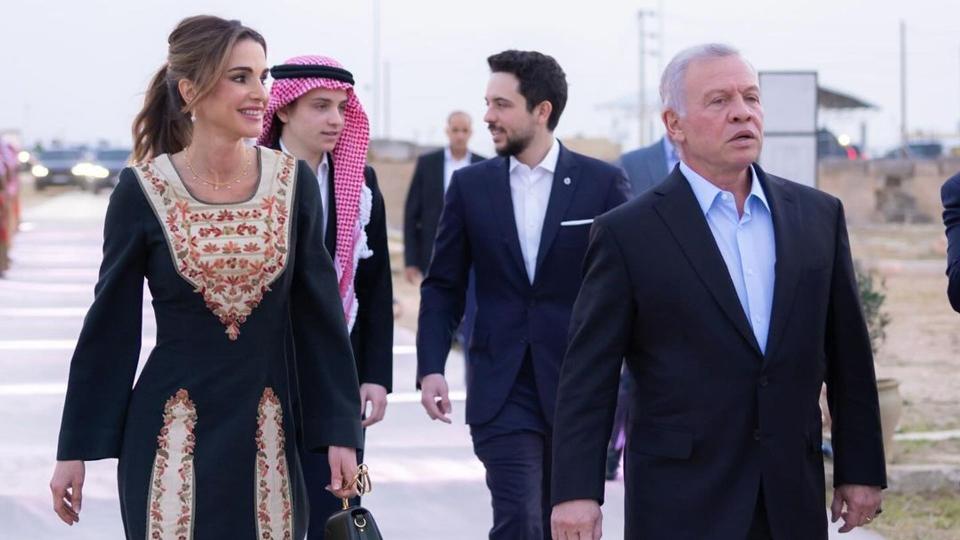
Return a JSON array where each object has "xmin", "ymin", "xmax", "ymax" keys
[{"xmin": 270, "ymin": 64, "xmax": 355, "ymax": 85}]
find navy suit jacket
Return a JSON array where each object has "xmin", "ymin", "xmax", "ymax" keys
[
  {"xmin": 403, "ymin": 148, "xmax": 485, "ymax": 272},
  {"xmin": 552, "ymin": 165, "xmax": 886, "ymax": 540},
  {"xmin": 617, "ymin": 137, "xmax": 669, "ymax": 198},
  {"xmin": 941, "ymin": 173, "xmax": 960, "ymax": 312},
  {"xmin": 417, "ymin": 144, "xmax": 629, "ymax": 426}
]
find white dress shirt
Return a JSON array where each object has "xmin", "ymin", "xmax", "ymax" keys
[
  {"xmin": 680, "ymin": 161, "xmax": 777, "ymax": 352},
  {"xmin": 280, "ymin": 139, "xmax": 329, "ymax": 238},
  {"xmin": 509, "ymin": 139, "xmax": 560, "ymax": 283},
  {"xmin": 443, "ymin": 146, "xmax": 472, "ymax": 192}
]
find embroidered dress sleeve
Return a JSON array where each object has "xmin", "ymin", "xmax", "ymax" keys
[
  {"xmin": 290, "ymin": 162, "xmax": 363, "ymax": 451},
  {"xmin": 57, "ymin": 169, "xmax": 147, "ymax": 460},
  {"xmin": 354, "ymin": 167, "xmax": 394, "ymax": 391}
]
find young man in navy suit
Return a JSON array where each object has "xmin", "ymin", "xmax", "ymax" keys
[{"xmin": 416, "ymin": 50, "xmax": 628, "ymax": 539}]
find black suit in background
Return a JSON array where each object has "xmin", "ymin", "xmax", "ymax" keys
[
  {"xmin": 941, "ymin": 172, "xmax": 960, "ymax": 312},
  {"xmin": 404, "ymin": 148, "xmax": 486, "ymax": 355},
  {"xmin": 551, "ymin": 165, "xmax": 886, "ymax": 540},
  {"xmin": 403, "ymin": 148, "xmax": 485, "ymax": 273}
]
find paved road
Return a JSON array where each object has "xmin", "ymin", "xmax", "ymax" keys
[{"xmin": 0, "ymin": 190, "xmax": 882, "ymax": 539}]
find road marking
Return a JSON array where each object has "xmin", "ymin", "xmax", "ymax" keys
[
  {"xmin": 0, "ymin": 383, "xmax": 67, "ymax": 396},
  {"xmin": 389, "ymin": 390, "xmax": 466, "ymax": 403},
  {"xmin": 0, "ymin": 338, "xmax": 418, "ymax": 356}
]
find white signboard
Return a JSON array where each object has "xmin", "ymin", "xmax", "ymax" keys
[{"xmin": 759, "ymin": 71, "xmax": 818, "ymax": 188}]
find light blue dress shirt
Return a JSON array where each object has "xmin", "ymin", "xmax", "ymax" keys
[{"xmin": 680, "ymin": 162, "xmax": 777, "ymax": 353}]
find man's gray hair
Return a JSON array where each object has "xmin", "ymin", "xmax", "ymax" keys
[{"xmin": 660, "ymin": 43, "xmax": 751, "ymax": 116}]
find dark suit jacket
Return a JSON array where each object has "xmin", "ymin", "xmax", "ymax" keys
[
  {"xmin": 328, "ymin": 161, "xmax": 394, "ymax": 391},
  {"xmin": 403, "ymin": 148, "xmax": 485, "ymax": 272},
  {"xmin": 941, "ymin": 173, "xmax": 960, "ymax": 312},
  {"xmin": 551, "ymin": 165, "xmax": 886, "ymax": 540},
  {"xmin": 417, "ymin": 144, "xmax": 629, "ymax": 426},
  {"xmin": 617, "ymin": 137, "xmax": 669, "ymax": 198}
]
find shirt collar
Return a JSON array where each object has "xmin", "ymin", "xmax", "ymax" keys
[
  {"xmin": 679, "ymin": 161, "xmax": 769, "ymax": 216},
  {"xmin": 509, "ymin": 138, "xmax": 560, "ymax": 174},
  {"xmin": 444, "ymin": 146, "xmax": 470, "ymax": 163},
  {"xmin": 279, "ymin": 138, "xmax": 328, "ymax": 180}
]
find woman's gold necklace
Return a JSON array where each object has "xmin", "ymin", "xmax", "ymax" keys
[{"xmin": 184, "ymin": 146, "xmax": 251, "ymax": 191}]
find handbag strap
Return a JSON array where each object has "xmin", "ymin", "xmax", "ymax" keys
[{"xmin": 341, "ymin": 463, "xmax": 373, "ymax": 510}]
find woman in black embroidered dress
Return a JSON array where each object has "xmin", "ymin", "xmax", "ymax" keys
[{"xmin": 49, "ymin": 15, "xmax": 362, "ymax": 539}]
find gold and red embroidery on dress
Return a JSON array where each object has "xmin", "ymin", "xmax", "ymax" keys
[
  {"xmin": 147, "ymin": 389, "xmax": 197, "ymax": 540},
  {"xmin": 255, "ymin": 387, "xmax": 294, "ymax": 540},
  {"xmin": 134, "ymin": 149, "xmax": 297, "ymax": 340}
]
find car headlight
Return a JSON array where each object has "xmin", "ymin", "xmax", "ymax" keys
[
  {"xmin": 71, "ymin": 162, "xmax": 111, "ymax": 179},
  {"xmin": 91, "ymin": 165, "xmax": 110, "ymax": 179},
  {"xmin": 31, "ymin": 165, "xmax": 49, "ymax": 177},
  {"xmin": 72, "ymin": 163, "xmax": 91, "ymax": 177},
  {"xmin": 18, "ymin": 151, "xmax": 31, "ymax": 164}
]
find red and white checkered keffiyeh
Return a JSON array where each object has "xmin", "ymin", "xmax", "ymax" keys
[{"xmin": 259, "ymin": 55, "xmax": 372, "ymax": 331}]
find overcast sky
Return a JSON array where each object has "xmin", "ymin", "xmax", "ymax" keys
[{"xmin": 2, "ymin": 0, "xmax": 959, "ymax": 156}]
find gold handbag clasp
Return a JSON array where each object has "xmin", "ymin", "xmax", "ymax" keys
[{"xmin": 340, "ymin": 463, "xmax": 372, "ymax": 510}]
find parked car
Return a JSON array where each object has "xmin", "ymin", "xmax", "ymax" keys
[
  {"xmin": 817, "ymin": 129, "xmax": 860, "ymax": 161},
  {"xmin": 79, "ymin": 148, "xmax": 131, "ymax": 193},
  {"xmin": 33, "ymin": 148, "xmax": 87, "ymax": 190},
  {"xmin": 884, "ymin": 141, "xmax": 943, "ymax": 159}
]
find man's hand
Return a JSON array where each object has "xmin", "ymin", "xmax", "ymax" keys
[
  {"xmin": 327, "ymin": 446, "xmax": 360, "ymax": 500},
  {"xmin": 831, "ymin": 484, "xmax": 883, "ymax": 533},
  {"xmin": 360, "ymin": 383, "xmax": 388, "ymax": 428},
  {"xmin": 404, "ymin": 266, "xmax": 423, "ymax": 286},
  {"xmin": 551, "ymin": 499, "xmax": 602, "ymax": 540},
  {"xmin": 50, "ymin": 460, "xmax": 85, "ymax": 525},
  {"xmin": 419, "ymin": 373, "xmax": 452, "ymax": 423}
]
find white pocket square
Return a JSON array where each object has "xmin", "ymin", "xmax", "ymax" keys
[{"xmin": 560, "ymin": 219, "xmax": 594, "ymax": 227}]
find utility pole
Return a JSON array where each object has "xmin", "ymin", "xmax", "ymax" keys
[
  {"xmin": 899, "ymin": 19, "xmax": 907, "ymax": 150},
  {"xmin": 637, "ymin": 9, "xmax": 658, "ymax": 146},
  {"xmin": 384, "ymin": 60, "xmax": 391, "ymax": 139}
]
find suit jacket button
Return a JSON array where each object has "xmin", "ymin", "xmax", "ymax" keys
[
  {"xmin": 759, "ymin": 375, "xmax": 769, "ymax": 387},
  {"xmin": 753, "ymin": 429, "xmax": 762, "ymax": 441}
]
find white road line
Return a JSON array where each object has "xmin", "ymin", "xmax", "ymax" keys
[
  {"xmin": 0, "ymin": 383, "xmax": 67, "ymax": 396},
  {"xmin": 0, "ymin": 385, "xmax": 464, "ymax": 403},
  {"xmin": 0, "ymin": 281, "xmax": 92, "ymax": 293},
  {"xmin": 389, "ymin": 390, "xmax": 466, "ymax": 403},
  {"xmin": 0, "ymin": 339, "xmax": 77, "ymax": 350},
  {"xmin": 0, "ymin": 339, "xmax": 417, "ymax": 355}
]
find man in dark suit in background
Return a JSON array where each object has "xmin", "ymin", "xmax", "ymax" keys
[
  {"xmin": 941, "ymin": 173, "xmax": 960, "ymax": 311},
  {"xmin": 417, "ymin": 50, "xmax": 627, "ymax": 539},
  {"xmin": 551, "ymin": 43, "xmax": 885, "ymax": 540},
  {"xmin": 617, "ymin": 134, "xmax": 680, "ymax": 197},
  {"xmin": 404, "ymin": 111, "xmax": 485, "ymax": 284},
  {"xmin": 603, "ymin": 134, "xmax": 680, "ymax": 480}
]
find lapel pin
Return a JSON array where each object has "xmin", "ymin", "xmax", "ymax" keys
[{"xmin": 563, "ymin": 177, "xmax": 571, "ymax": 186}]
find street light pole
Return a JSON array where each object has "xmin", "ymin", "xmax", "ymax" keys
[
  {"xmin": 372, "ymin": 0, "xmax": 381, "ymax": 140},
  {"xmin": 638, "ymin": 9, "xmax": 657, "ymax": 147},
  {"xmin": 899, "ymin": 19, "xmax": 907, "ymax": 150}
]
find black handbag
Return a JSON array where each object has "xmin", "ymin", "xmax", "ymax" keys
[{"xmin": 324, "ymin": 464, "xmax": 383, "ymax": 540}]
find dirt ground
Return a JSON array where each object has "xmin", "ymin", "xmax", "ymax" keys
[{"xmin": 849, "ymin": 225, "xmax": 960, "ymax": 438}]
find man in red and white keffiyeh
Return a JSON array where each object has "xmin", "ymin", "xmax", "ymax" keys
[{"xmin": 260, "ymin": 55, "xmax": 394, "ymax": 539}]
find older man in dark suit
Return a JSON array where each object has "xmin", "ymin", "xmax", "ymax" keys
[{"xmin": 551, "ymin": 43, "xmax": 885, "ymax": 540}]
